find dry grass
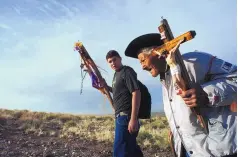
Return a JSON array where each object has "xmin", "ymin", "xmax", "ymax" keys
[
  {"xmin": 138, "ymin": 117, "xmax": 169, "ymax": 149},
  {"xmin": 0, "ymin": 109, "xmax": 170, "ymax": 149}
]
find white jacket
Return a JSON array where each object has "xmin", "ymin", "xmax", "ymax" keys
[{"xmin": 160, "ymin": 51, "xmax": 237, "ymax": 157}]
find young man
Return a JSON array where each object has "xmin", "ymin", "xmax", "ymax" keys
[
  {"xmin": 103, "ymin": 50, "xmax": 143, "ymax": 157},
  {"xmin": 124, "ymin": 33, "xmax": 237, "ymax": 157}
]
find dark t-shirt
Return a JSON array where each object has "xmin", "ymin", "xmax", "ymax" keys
[{"xmin": 112, "ymin": 66, "xmax": 140, "ymax": 115}]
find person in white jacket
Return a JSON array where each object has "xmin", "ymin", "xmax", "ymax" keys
[{"xmin": 124, "ymin": 33, "xmax": 237, "ymax": 157}]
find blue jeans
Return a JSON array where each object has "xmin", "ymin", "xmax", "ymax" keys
[
  {"xmin": 113, "ymin": 115, "xmax": 143, "ymax": 157},
  {"xmin": 185, "ymin": 151, "xmax": 190, "ymax": 157}
]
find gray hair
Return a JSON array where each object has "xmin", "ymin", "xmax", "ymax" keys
[{"xmin": 138, "ymin": 46, "xmax": 155, "ymax": 55}]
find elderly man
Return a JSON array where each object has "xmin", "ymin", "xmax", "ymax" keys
[{"xmin": 124, "ymin": 33, "xmax": 237, "ymax": 157}]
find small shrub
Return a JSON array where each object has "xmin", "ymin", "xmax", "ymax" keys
[
  {"xmin": 43, "ymin": 113, "xmax": 58, "ymax": 121},
  {"xmin": 13, "ymin": 111, "xmax": 23, "ymax": 119},
  {"xmin": 64, "ymin": 120, "xmax": 77, "ymax": 128},
  {"xmin": 59, "ymin": 115, "xmax": 73, "ymax": 123}
]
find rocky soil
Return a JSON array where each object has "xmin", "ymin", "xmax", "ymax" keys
[{"xmin": 0, "ymin": 115, "xmax": 172, "ymax": 157}]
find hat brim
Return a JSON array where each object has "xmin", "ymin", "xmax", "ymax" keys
[{"xmin": 124, "ymin": 33, "xmax": 164, "ymax": 59}]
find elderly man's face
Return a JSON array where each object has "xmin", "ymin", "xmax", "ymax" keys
[{"xmin": 138, "ymin": 52, "xmax": 166, "ymax": 77}]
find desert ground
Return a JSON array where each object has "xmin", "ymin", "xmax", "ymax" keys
[{"xmin": 0, "ymin": 109, "xmax": 172, "ymax": 157}]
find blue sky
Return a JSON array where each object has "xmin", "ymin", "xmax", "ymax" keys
[{"xmin": 0, "ymin": 0, "xmax": 236, "ymax": 115}]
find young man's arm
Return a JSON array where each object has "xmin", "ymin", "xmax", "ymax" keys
[
  {"xmin": 131, "ymin": 89, "xmax": 141, "ymax": 121},
  {"xmin": 124, "ymin": 67, "xmax": 141, "ymax": 133}
]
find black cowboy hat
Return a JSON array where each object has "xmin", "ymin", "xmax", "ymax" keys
[{"xmin": 124, "ymin": 33, "xmax": 164, "ymax": 59}]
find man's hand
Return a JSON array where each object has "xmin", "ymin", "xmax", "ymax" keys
[
  {"xmin": 100, "ymin": 78, "xmax": 112, "ymax": 93},
  {"xmin": 100, "ymin": 78, "xmax": 107, "ymax": 88},
  {"xmin": 128, "ymin": 118, "xmax": 139, "ymax": 134},
  {"xmin": 178, "ymin": 83, "xmax": 209, "ymax": 108},
  {"xmin": 179, "ymin": 88, "xmax": 197, "ymax": 107}
]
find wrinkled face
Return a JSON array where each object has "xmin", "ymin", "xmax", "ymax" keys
[
  {"xmin": 138, "ymin": 52, "xmax": 166, "ymax": 77},
  {"xmin": 107, "ymin": 56, "xmax": 122, "ymax": 71}
]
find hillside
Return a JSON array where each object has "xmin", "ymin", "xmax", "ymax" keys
[{"xmin": 0, "ymin": 109, "xmax": 172, "ymax": 157}]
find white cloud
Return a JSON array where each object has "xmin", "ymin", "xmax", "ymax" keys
[{"xmin": 0, "ymin": 23, "xmax": 12, "ymax": 30}]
